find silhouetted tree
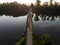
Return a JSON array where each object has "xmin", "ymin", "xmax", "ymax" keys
[
  {"xmin": 31, "ymin": 3, "xmax": 34, "ymax": 12},
  {"xmin": 54, "ymin": 1, "xmax": 59, "ymax": 6},
  {"xmin": 36, "ymin": 0, "xmax": 41, "ymax": 7},
  {"xmin": 43, "ymin": 2, "xmax": 48, "ymax": 6},
  {"xmin": 50, "ymin": 0, "xmax": 53, "ymax": 6},
  {"xmin": 0, "ymin": 2, "xmax": 29, "ymax": 17}
]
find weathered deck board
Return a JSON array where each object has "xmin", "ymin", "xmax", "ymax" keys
[{"xmin": 26, "ymin": 9, "xmax": 33, "ymax": 45}]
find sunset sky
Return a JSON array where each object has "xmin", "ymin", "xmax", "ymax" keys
[{"xmin": 0, "ymin": 0, "xmax": 60, "ymax": 5}]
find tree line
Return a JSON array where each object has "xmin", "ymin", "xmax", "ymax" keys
[
  {"xmin": 31, "ymin": 0, "xmax": 60, "ymax": 15},
  {"xmin": 0, "ymin": 0, "xmax": 60, "ymax": 17},
  {"xmin": 0, "ymin": 1, "xmax": 29, "ymax": 17}
]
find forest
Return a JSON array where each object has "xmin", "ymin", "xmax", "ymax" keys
[
  {"xmin": 0, "ymin": 1, "xmax": 29, "ymax": 17},
  {"xmin": 0, "ymin": 0, "xmax": 60, "ymax": 17},
  {"xmin": 31, "ymin": 0, "xmax": 60, "ymax": 16}
]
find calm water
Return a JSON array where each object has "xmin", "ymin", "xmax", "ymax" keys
[
  {"xmin": 33, "ymin": 15, "xmax": 60, "ymax": 45},
  {"xmin": 0, "ymin": 15, "xmax": 60, "ymax": 45},
  {"xmin": 0, "ymin": 15, "xmax": 27, "ymax": 45}
]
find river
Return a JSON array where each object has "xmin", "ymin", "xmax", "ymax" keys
[
  {"xmin": 0, "ymin": 15, "xmax": 60, "ymax": 45},
  {"xmin": 0, "ymin": 15, "xmax": 27, "ymax": 45}
]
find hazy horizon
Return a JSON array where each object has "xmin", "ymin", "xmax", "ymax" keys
[{"xmin": 0, "ymin": 0, "xmax": 60, "ymax": 5}]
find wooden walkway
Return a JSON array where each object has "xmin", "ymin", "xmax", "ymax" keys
[{"xmin": 25, "ymin": 9, "xmax": 33, "ymax": 45}]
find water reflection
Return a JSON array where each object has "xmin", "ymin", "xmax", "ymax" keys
[
  {"xmin": 34, "ymin": 14, "xmax": 39, "ymax": 21},
  {"xmin": 34, "ymin": 14, "xmax": 60, "ymax": 21},
  {"xmin": 33, "ymin": 14, "xmax": 60, "ymax": 45},
  {"xmin": 41, "ymin": 15, "xmax": 46, "ymax": 21},
  {"xmin": 0, "ymin": 15, "xmax": 27, "ymax": 45}
]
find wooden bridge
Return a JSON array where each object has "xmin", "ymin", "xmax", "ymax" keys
[{"xmin": 25, "ymin": 9, "xmax": 33, "ymax": 45}]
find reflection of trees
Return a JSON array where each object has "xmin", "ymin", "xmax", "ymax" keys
[
  {"xmin": 51, "ymin": 16, "xmax": 55, "ymax": 21},
  {"xmin": 59, "ymin": 16, "xmax": 60, "ymax": 20},
  {"xmin": 41, "ymin": 15, "xmax": 46, "ymax": 21},
  {"xmin": 34, "ymin": 14, "xmax": 39, "ymax": 21},
  {"xmin": 34, "ymin": 14, "xmax": 60, "ymax": 21},
  {"xmin": 47, "ymin": 16, "xmax": 51, "ymax": 21},
  {"xmin": 55, "ymin": 16, "xmax": 58, "ymax": 18},
  {"xmin": 41, "ymin": 15, "xmax": 56, "ymax": 21}
]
